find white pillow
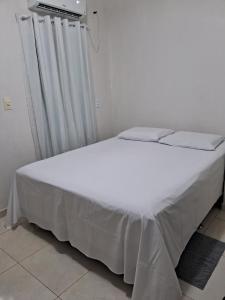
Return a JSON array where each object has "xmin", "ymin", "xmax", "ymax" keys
[
  {"xmin": 118, "ymin": 127, "xmax": 174, "ymax": 142},
  {"xmin": 159, "ymin": 131, "xmax": 224, "ymax": 151}
]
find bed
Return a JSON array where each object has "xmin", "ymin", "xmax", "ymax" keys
[{"xmin": 7, "ymin": 136, "xmax": 225, "ymax": 300}]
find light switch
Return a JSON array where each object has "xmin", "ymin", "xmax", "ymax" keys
[
  {"xmin": 95, "ymin": 98, "xmax": 102, "ymax": 109},
  {"xmin": 3, "ymin": 97, "xmax": 13, "ymax": 111}
]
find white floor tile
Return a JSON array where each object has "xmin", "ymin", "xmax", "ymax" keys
[
  {"xmin": 217, "ymin": 209, "xmax": 225, "ymax": 222},
  {"xmin": 0, "ymin": 213, "xmax": 224, "ymax": 300},
  {"xmin": 204, "ymin": 218, "xmax": 225, "ymax": 242},
  {"xmin": 0, "ymin": 224, "xmax": 49, "ymax": 261},
  {"xmin": 22, "ymin": 242, "xmax": 88, "ymax": 295},
  {"xmin": 61, "ymin": 262, "xmax": 133, "ymax": 300},
  {"xmin": 0, "ymin": 264, "xmax": 56, "ymax": 300},
  {"xmin": 180, "ymin": 280, "xmax": 202, "ymax": 300}
]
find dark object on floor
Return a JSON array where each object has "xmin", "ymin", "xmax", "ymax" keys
[{"xmin": 176, "ymin": 232, "xmax": 225, "ymax": 290}]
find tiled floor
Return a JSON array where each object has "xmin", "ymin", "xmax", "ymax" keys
[{"xmin": 0, "ymin": 208, "xmax": 224, "ymax": 300}]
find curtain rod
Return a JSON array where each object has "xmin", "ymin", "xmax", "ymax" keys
[{"xmin": 17, "ymin": 14, "xmax": 87, "ymax": 28}]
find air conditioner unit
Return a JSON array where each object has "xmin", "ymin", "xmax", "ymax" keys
[{"xmin": 28, "ymin": 0, "xmax": 86, "ymax": 20}]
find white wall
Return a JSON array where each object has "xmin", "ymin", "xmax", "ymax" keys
[
  {"xmin": 104, "ymin": 0, "xmax": 225, "ymax": 136},
  {"xmin": 2, "ymin": 0, "xmax": 225, "ymax": 209},
  {"xmin": 87, "ymin": 0, "xmax": 113, "ymax": 140},
  {"xmin": 0, "ymin": 0, "xmax": 113, "ymax": 210},
  {"xmin": 0, "ymin": 0, "xmax": 36, "ymax": 210}
]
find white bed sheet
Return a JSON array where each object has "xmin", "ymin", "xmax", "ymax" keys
[{"xmin": 7, "ymin": 138, "xmax": 225, "ymax": 300}]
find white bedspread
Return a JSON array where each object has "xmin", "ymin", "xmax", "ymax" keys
[{"xmin": 7, "ymin": 138, "xmax": 225, "ymax": 300}]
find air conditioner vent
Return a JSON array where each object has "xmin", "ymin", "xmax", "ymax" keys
[
  {"xmin": 28, "ymin": 0, "xmax": 86, "ymax": 20},
  {"xmin": 37, "ymin": 3, "xmax": 81, "ymax": 18}
]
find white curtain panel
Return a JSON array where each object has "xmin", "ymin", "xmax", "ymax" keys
[{"xmin": 18, "ymin": 14, "xmax": 97, "ymax": 159}]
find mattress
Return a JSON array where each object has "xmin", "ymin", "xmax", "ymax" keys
[{"xmin": 7, "ymin": 138, "xmax": 225, "ymax": 300}]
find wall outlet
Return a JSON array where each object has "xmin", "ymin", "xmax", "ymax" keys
[{"xmin": 3, "ymin": 97, "xmax": 13, "ymax": 111}]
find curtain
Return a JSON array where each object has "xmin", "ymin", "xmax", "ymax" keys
[{"xmin": 18, "ymin": 14, "xmax": 97, "ymax": 159}]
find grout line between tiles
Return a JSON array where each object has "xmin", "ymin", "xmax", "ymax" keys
[
  {"xmin": 18, "ymin": 262, "xmax": 59, "ymax": 297},
  {"xmin": 0, "ymin": 242, "xmax": 50, "ymax": 264},
  {"xmin": 0, "ymin": 226, "xmax": 90, "ymax": 297},
  {"xmin": 0, "ymin": 261, "xmax": 18, "ymax": 278},
  {"xmin": 0, "ymin": 245, "xmax": 57, "ymax": 294},
  {"xmin": 58, "ymin": 270, "xmax": 89, "ymax": 297},
  {"xmin": 0, "ymin": 248, "xmax": 18, "ymax": 261},
  {"xmin": 0, "ymin": 228, "xmax": 53, "ymax": 263},
  {"xmin": 19, "ymin": 243, "xmax": 51, "ymax": 263},
  {"xmin": 21, "ymin": 260, "xmax": 89, "ymax": 298}
]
